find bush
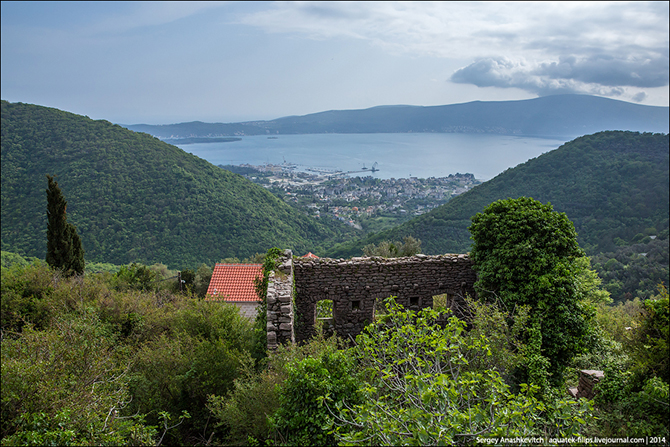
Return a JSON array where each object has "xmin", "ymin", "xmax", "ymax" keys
[
  {"xmin": 362, "ymin": 235, "xmax": 421, "ymax": 257},
  {"xmin": 630, "ymin": 285, "xmax": 669, "ymax": 385},
  {"xmin": 333, "ymin": 298, "xmax": 593, "ymax": 445},
  {"xmin": 208, "ymin": 361, "xmax": 283, "ymax": 446},
  {"xmin": 126, "ymin": 300, "xmax": 254, "ymax": 445},
  {"xmin": 592, "ymin": 370, "xmax": 669, "ymax": 437},
  {"xmin": 1, "ymin": 263, "xmax": 56, "ymax": 332},
  {"xmin": 1, "ymin": 314, "xmax": 156, "ymax": 446},
  {"xmin": 269, "ymin": 332, "xmax": 361, "ymax": 447}
]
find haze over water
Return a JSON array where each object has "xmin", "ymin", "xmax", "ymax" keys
[{"xmin": 177, "ymin": 133, "xmax": 568, "ymax": 181}]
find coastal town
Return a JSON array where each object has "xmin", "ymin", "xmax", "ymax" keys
[{"xmin": 221, "ymin": 163, "xmax": 481, "ymax": 233}]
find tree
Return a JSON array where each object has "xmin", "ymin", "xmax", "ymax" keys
[
  {"xmin": 331, "ymin": 298, "xmax": 593, "ymax": 445},
  {"xmin": 631, "ymin": 284, "xmax": 669, "ymax": 385},
  {"xmin": 270, "ymin": 338, "xmax": 360, "ymax": 446},
  {"xmin": 45, "ymin": 175, "xmax": 84, "ymax": 276},
  {"xmin": 468, "ymin": 197, "xmax": 594, "ymax": 387}
]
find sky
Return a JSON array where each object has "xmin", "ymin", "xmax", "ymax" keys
[{"xmin": 1, "ymin": 1, "xmax": 668, "ymax": 124}]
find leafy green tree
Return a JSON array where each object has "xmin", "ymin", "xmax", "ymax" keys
[
  {"xmin": 1, "ymin": 251, "xmax": 41, "ymax": 271},
  {"xmin": 126, "ymin": 300, "xmax": 254, "ymax": 445},
  {"xmin": 112, "ymin": 263, "xmax": 158, "ymax": 291},
  {"xmin": 468, "ymin": 197, "xmax": 595, "ymax": 387},
  {"xmin": 630, "ymin": 284, "xmax": 669, "ymax": 385},
  {"xmin": 207, "ymin": 361, "xmax": 282, "ymax": 446},
  {"xmin": 180, "ymin": 269, "xmax": 195, "ymax": 287},
  {"xmin": 45, "ymin": 175, "xmax": 84, "ymax": 276},
  {"xmin": 269, "ymin": 332, "xmax": 361, "ymax": 446},
  {"xmin": 332, "ymin": 298, "xmax": 593, "ymax": 445},
  {"xmin": 193, "ymin": 264, "xmax": 213, "ymax": 297}
]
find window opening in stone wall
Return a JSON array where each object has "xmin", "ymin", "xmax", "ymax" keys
[
  {"xmin": 433, "ymin": 293, "xmax": 453, "ymax": 312},
  {"xmin": 316, "ymin": 299, "xmax": 333, "ymax": 320},
  {"xmin": 409, "ymin": 297, "xmax": 420, "ymax": 307},
  {"xmin": 351, "ymin": 300, "xmax": 361, "ymax": 311},
  {"xmin": 373, "ymin": 298, "xmax": 388, "ymax": 320}
]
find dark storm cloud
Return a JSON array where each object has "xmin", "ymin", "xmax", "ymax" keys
[{"xmin": 450, "ymin": 57, "xmax": 580, "ymax": 96}]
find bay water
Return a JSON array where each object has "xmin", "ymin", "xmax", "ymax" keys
[{"xmin": 176, "ymin": 133, "xmax": 568, "ymax": 181}]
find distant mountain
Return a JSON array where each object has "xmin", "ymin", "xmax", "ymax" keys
[
  {"xmin": 0, "ymin": 101, "xmax": 351, "ymax": 268},
  {"xmin": 124, "ymin": 95, "xmax": 669, "ymax": 139},
  {"xmin": 327, "ymin": 131, "xmax": 669, "ymax": 258}
]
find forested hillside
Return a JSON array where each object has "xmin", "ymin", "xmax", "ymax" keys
[
  {"xmin": 329, "ymin": 131, "xmax": 669, "ymax": 300},
  {"xmin": 1, "ymin": 101, "xmax": 351, "ymax": 268}
]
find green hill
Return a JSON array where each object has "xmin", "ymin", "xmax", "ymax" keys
[
  {"xmin": 1, "ymin": 101, "xmax": 350, "ymax": 269},
  {"xmin": 328, "ymin": 131, "xmax": 669, "ymax": 258}
]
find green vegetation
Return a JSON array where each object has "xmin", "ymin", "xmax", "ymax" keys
[
  {"xmin": 2, "ymin": 102, "xmax": 668, "ymax": 444},
  {"xmin": 251, "ymin": 247, "xmax": 283, "ymax": 364},
  {"xmin": 1, "ymin": 101, "xmax": 353, "ymax": 269},
  {"xmin": 362, "ymin": 235, "xmax": 421, "ymax": 257},
  {"xmin": 2, "ymin": 210, "xmax": 668, "ymax": 444},
  {"xmin": 469, "ymin": 198, "xmax": 594, "ymax": 387},
  {"xmin": 329, "ymin": 131, "xmax": 669, "ymax": 303},
  {"xmin": 333, "ymin": 298, "xmax": 593, "ymax": 445},
  {"xmin": 591, "ymin": 235, "xmax": 668, "ymax": 303},
  {"xmin": 582, "ymin": 285, "xmax": 669, "ymax": 438},
  {"xmin": 1, "ymin": 262, "xmax": 254, "ymax": 445},
  {"xmin": 45, "ymin": 175, "xmax": 85, "ymax": 276},
  {"xmin": 1, "ymin": 251, "xmax": 40, "ymax": 270}
]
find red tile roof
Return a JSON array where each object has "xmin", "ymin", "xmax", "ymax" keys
[
  {"xmin": 206, "ymin": 263, "xmax": 263, "ymax": 302},
  {"xmin": 302, "ymin": 252, "xmax": 319, "ymax": 259}
]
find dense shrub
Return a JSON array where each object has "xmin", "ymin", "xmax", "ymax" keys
[
  {"xmin": 1, "ymin": 263, "xmax": 255, "ymax": 446},
  {"xmin": 1, "ymin": 314, "xmax": 156, "ymax": 446},
  {"xmin": 333, "ymin": 298, "xmax": 593, "ymax": 445},
  {"xmin": 208, "ymin": 362, "xmax": 282, "ymax": 446}
]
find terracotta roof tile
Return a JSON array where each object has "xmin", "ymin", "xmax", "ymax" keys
[
  {"xmin": 206, "ymin": 263, "xmax": 263, "ymax": 302},
  {"xmin": 302, "ymin": 252, "xmax": 319, "ymax": 259}
]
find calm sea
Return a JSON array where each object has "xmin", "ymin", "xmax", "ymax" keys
[{"xmin": 176, "ymin": 133, "xmax": 568, "ymax": 181}]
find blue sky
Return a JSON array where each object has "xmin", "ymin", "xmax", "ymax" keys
[{"xmin": 2, "ymin": 1, "xmax": 668, "ymax": 124}]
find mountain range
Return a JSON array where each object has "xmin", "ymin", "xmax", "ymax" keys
[{"xmin": 124, "ymin": 95, "xmax": 669, "ymax": 140}]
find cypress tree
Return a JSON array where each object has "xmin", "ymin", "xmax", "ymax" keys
[{"xmin": 46, "ymin": 175, "xmax": 85, "ymax": 275}]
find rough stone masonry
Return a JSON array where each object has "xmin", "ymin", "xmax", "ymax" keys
[{"xmin": 267, "ymin": 250, "xmax": 477, "ymax": 348}]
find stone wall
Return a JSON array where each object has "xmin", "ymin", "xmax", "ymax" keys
[
  {"xmin": 576, "ymin": 370, "xmax": 604, "ymax": 399},
  {"xmin": 292, "ymin": 254, "xmax": 477, "ymax": 344},
  {"xmin": 266, "ymin": 250, "xmax": 295, "ymax": 349}
]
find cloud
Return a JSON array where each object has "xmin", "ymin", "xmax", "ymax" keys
[
  {"xmin": 450, "ymin": 53, "xmax": 668, "ymax": 97},
  {"xmin": 538, "ymin": 54, "xmax": 669, "ymax": 88},
  {"xmin": 237, "ymin": 2, "xmax": 668, "ymax": 58},
  {"xmin": 238, "ymin": 2, "xmax": 669, "ymax": 100},
  {"xmin": 450, "ymin": 57, "xmax": 582, "ymax": 96}
]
